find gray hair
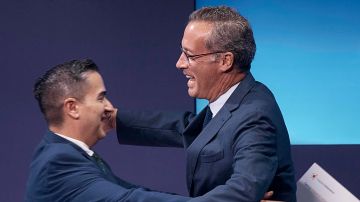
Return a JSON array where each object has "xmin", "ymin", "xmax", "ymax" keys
[{"xmin": 189, "ymin": 6, "xmax": 256, "ymax": 71}]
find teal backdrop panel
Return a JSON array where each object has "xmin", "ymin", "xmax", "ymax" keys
[{"xmin": 195, "ymin": 0, "xmax": 360, "ymax": 144}]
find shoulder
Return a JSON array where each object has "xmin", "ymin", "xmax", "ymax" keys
[
  {"xmin": 39, "ymin": 142, "xmax": 85, "ymax": 161},
  {"xmin": 247, "ymin": 81, "xmax": 276, "ymax": 103},
  {"xmin": 227, "ymin": 81, "xmax": 285, "ymax": 136},
  {"xmin": 30, "ymin": 142, "xmax": 94, "ymax": 176},
  {"xmin": 234, "ymin": 80, "xmax": 281, "ymax": 117},
  {"xmin": 26, "ymin": 143, "xmax": 118, "ymax": 201},
  {"xmin": 33, "ymin": 142, "xmax": 100, "ymax": 187}
]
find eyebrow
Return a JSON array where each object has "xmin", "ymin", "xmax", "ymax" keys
[
  {"xmin": 181, "ymin": 47, "xmax": 197, "ymax": 57},
  {"xmin": 180, "ymin": 44, "xmax": 193, "ymax": 54},
  {"xmin": 98, "ymin": 91, "xmax": 107, "ymax": 98}
]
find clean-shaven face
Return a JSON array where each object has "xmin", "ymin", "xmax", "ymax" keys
[
  {"xmin": 176, "ymin": 21, "xmax": 221, "ymax": 101},
  {"xmin": 78, "ymin": 71, "xmax": 114, "ymax": 142}
]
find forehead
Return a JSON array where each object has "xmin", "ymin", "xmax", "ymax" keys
[
  {"xmin": 83, "ymin": 71, "xmax": 105, "ymax": 93},
  {"xmin": 182, "ymin": 21, "xmax": 213, "ymax": 52}
]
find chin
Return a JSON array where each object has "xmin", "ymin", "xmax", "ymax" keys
[
  {"xmin": 98, "ymin": 131, "xmax": 107, "ymax": 139},
  {"xmin": 188, "ymin": 89, "xmax": 198, "ymax": 98}
]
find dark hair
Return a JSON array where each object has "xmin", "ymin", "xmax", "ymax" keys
[
  {"xmin": 189, "ymin": 6, "xmax": 256, "ymax": 71},
  {"xmin": 33, "ymin": 59, "xmax": 99, "ymax": 125}
]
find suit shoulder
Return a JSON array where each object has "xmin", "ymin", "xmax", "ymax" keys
[
  {"xmin": 240, "ymin": 81, "xmax": 280, "ymax": 110},
  {"xmin": 250, "ymin": 81, "xmax": 276, "ymax": 100},
  {"xmin": 229, "ymin": 81, "xmax": 285, "ymax": 127},
  {"xmin": 32, "ymin": 142, "xmax": 88, "ymax": 168}
]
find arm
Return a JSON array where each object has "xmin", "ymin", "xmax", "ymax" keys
[
  {"xmin": 116, "ymin": 110, "xmax": 195, "ymax": 147},
  {"xmin": 44, "ymin": 146, "xmax": 189, "ymax": 202}
]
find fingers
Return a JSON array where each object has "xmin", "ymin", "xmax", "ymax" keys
[
  {"xmin": 263, "ymin": 191, "xmax": 274, "ymax": 199},
  {"xmin": 107, "ymin": 108, "xmax": 117, "ymax": 129},
  {"xmin": 260, "ymin": 191, "xmax": 284, "ymax": 202},
  {"xmin": 110, "ymin": 108, "xmax": 117, "ymax": 129},
  {"xmin": 103, "ymin": 107, "xmax": 117, "ymax": 131}
]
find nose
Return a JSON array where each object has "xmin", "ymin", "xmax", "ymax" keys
[
  {"xmin": 176, "ymin": 52, "xmax": 188, "ymax": 70},
  {"xmin": 104, "ymin": 98, "xmax": 114, "ymax": 112}
]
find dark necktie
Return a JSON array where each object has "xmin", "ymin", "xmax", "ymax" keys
[
  {"xmin": 91, "ymin": 152, "xmax": 108, "ymax": 174},
  {"xmin": 202, "ymin": 106, "xmax": 213, "ymax": 129},
  {"xmin": 91, "ymin": 152, "xmax": 136, "ymax": 188}
]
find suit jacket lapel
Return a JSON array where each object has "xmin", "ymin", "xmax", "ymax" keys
[
  {"xmin": 182, "ymin": 109, "xmax": 207, "ymax": 148},
  {"xmin": 44, "ymin": 131, "xmax": 94, "ymax": 162},
  {"xmin": 43, "ymin": 131, "xmax": 123, "ymax": 185},
  {"xmin": 184, "ymin": 72, "xmax": 257, "ymax": 191},
  {"xmin": 185, "ymin": 106, "xmax": 232, "ymax": 190}
]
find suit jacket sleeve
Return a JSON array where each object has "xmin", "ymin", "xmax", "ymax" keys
[
  {"xmin": 29, "ymin": 144, "xmax": 189, "ymax": 202},
  {"xmin": 114, "ymin": 74, "xmax": 295, "ymax": 202},
  {"xmin": 116, "ymin": 110, "xmax": 195, "ymax": 147},
  {"xmin": 116, "ymin": 108, "xmax": 290, "ymax": 201}
]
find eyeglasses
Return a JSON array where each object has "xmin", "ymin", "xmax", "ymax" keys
[{"xmin": 180, "ymin": 46, "xmax": 227, "ymax": 65}]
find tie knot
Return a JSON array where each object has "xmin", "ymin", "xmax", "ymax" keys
[
  {"xmin": 92, "ymin": 152, "xmax": 100, "ymax": 159},
  {"xmin": 202, "ymin": 106, "xmax": 213, "ymax": 129},
  {"xmin": 91, "ymin": 152, "xmax": 107, "ymax": 174}
]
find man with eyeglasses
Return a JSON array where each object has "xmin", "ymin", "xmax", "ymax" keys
[
  {"xmin": 115, "ymin": 6, "xmax": 296, "ymax": 202},
  {"xmin": 26, "ymin": 59, "xmax": 279, "ymax": 202}
]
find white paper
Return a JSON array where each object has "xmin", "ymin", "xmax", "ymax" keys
[{"xmin": 297, "ymin": 163, "xmax": 359, "ymax": 202}]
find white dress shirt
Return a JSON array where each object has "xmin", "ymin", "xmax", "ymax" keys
[
  {"xmin": 55, "ymin": 133, "xmax": 94, "ymax": 156},
  {"xmin": 209, "ymin": 82, "xmax": 240, "ymax": 117}
]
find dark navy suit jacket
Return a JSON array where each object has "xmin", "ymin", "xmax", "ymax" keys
[
  {"xmin": 25, "ymin": 131, "xmax": 189, "ymax": 202},
  {"xmin": 117, "ymin": 73, "xmax": 297, "ymax": 202}
]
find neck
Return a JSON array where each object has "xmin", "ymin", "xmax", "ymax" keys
[
  {"xmin": 49, "ymin": 124, "xmax": 96, "ymax": 147},
  {"xmin": 208, "ymin": 72, "xmax": 246, "ymax": 102}
]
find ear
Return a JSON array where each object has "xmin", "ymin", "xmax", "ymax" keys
[
  {"xmin": 219, "ymin": 52, "xmax": 234, "ymax": 72},
  {"xmin": 63, "ymin": 98, "xmax": 80, "ymax": 119}
]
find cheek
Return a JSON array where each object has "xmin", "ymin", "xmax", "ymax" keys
[
  {"xmin": 86, "ymin": 104, "xmax": 103, "ymax": 120},
  {"xmin": 194, "ymin": 68, "xmax": 212, "ymax": 86},
  {"xmin": 192, "ymin": 67, "xmax": 204, "ymax": 82}
]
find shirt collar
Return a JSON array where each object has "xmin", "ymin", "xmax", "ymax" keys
[
  {"xmin": 54, "ymin": 133, "xmax": 94, "ymax": 156},
  {"xmin": 209, "ymin": 82, "xmax": 240, "ymax": 117}
]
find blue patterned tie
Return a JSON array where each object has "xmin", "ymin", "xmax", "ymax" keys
[
  {"xmin": 92, "ymin": 152, "xmax": 108, "ymax": 174},
  {"xmin": 202, "ymin": 106, "xmax": 213, "ymax": 129}
]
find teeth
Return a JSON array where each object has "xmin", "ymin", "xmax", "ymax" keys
[
  {"xmin": 101, "ymin": 113, "xmax": 111, "ymax": 120},
  {"xmin": 185, "ymin": 75, "xmax": 194, "ymax": 79}
]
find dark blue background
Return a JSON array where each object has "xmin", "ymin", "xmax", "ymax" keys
[{"xmin": 0, "ymin": 1, "xmax": 194, "ymax": 201}]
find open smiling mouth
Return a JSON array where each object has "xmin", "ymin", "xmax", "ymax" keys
[
  {"xmin": 101, "ymin": 112, "xmax": 111, "ymax": 121},
  {"xmin": 185, "ymin": 74, "xmax": 195, "ymax": 86}
]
